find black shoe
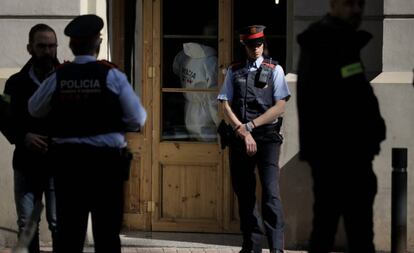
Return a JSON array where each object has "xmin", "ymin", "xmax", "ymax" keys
[
  {"xmin": 270, "ymin": 250, "xmax": 283, "ymax": 253},
  {"xmin": 240, "ymin": 249, "xmax": 264, "ymax": 253}
]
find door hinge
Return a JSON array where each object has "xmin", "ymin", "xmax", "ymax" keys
[
  {"xmin": 146, "ymin": 201, "xmax": 156, "ymax": 213},
  {"xmin": 147, "ymin": 66, "xmax": 155, "ymax": 78}
]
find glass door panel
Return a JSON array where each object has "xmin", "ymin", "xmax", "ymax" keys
[{"xmin": 161, "ymin": 0, "xmax": 219, "ymax": 141}]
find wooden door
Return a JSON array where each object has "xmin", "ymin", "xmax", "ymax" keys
[
  {"xmin": 110, "ymin": 0, "xmax": 153, "ymax": 231},
  {"xmin": 149, "ymin": 0, "xmax": 235, "ymax": 232},
  {"xmin": 119, "ymin": 0, "xmax": 286, "ymax": 232}
]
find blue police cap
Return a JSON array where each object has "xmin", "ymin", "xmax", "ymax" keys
[
  {"xmin": 64, "ymin": 14, "xmax": 104, "ymax": 38},
  {"xmin": 239, "ymin": 25, "xmax": 266, "ymax": 45}
]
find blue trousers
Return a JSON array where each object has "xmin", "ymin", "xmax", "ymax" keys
[
  {"xmin": 14, "ymin": 169, "xmax": 57, "ymax": 253},
  {"xmin": 229, "ymin": 140, "xmax": 285, "ymax": 252}
]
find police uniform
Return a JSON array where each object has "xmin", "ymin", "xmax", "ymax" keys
[
  {"xmin": 28, "ymin": 14, "xmax": 147, "ymax": 253},
  {"xmin": 217, "ymin": 25, "xmax": 290, "ymax": 253}
]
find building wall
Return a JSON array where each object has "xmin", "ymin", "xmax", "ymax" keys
[
  {"xmin": 377, "ymin": 0, "xmax": 414, "ymax": 250},
  {"xmin": 383, "ymin": 0, "xmax": 414, "ymax": 71},
  {"xmin": 0, "ymin": 0, "xmax": 107, "ymax": 247},
  {"xmin": 0, "ymin": 78, "xmax": 15, "ymax": 247}
]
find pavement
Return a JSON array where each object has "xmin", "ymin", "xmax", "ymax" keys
[
  {"xmin": 1, "ymin": 246, "xmax": 308, "ymax": 253},
  {"xmin": 34, "ymin": 248, "xmax": 307, "ymax": 253},
  {"xmin": 1, "ymin": 231, "xmax": 309, "ymax": 253}
]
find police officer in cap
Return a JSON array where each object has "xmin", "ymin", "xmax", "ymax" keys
[
  {"xmin": 29, "ymin": 14, "xmax": 147, "ymax": 253},
  {"xmin": 217, "ymin": 25, "xmax": 290, "ymax": 253}
]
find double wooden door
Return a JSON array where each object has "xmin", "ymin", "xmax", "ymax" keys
[{"xmin": 123, "ymin": 0, "xmax": 286, "ymax": 233}]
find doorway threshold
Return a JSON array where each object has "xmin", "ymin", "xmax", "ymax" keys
[{"xmin": 119, "ymin": 231, "xmax": 243, "ymax": 248}]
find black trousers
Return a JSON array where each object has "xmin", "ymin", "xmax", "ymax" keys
[
  {"xmin": 50, "ymin": 144, "xmax": 125, "ymax": 253},
  {"xmin": 308, "ymin": 157, "xmax": 377, "ymax": 253},
  {"xmin": 229, "ymin": 140, "xmax": 284, "ymax": 252}
]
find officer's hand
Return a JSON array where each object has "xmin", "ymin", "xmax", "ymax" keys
[
  {"xmin": 24, "ymin": 133, "xmax": 49, "ymax": 154},
  {"xmin": 236, "ymin": 124, "xmax": 249, "ymax": 139},
  {"xmin": 244, "ymin": 134, "xmax": 257, "ymax": 156}
]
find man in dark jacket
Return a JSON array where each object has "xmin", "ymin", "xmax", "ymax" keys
[
  {"xmin": 296, "ymin": 0, "xmax": 386, "ymax": 252},
  {"xmin": 2, "ymin": 24, "xmax": 59, "ymax": 253},
  {"xmin": 0, "ymin": 94, "xmax": 10, "ymax": 131}
]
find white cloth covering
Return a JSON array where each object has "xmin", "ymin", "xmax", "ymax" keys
[{"xmin": 173, "ymin": 43, "xmax": 219, "ymax": 141}]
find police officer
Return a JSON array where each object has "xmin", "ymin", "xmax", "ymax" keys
[
  {"xmin": 28, "ymin": 14, "xmax": 147, "ymax": 253},
  {"xmin": 217, "ymin": 25, "xmax": 290, "ymax": 253}
]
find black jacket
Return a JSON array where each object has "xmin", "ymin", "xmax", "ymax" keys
[
  {"xmin": 3, "ymin": 59, "xmax": 56, "ymax": 172},
  {"xmin": 296, "ymin": 15, "xmax": 386, "ymax": 161},
  {"xmin": 0, "ymin": 95, "xmax": 11, "ymax": 131}
]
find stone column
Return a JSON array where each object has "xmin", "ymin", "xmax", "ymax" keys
[{"xmin": 383, "ymin": 0, "xmax": 414, "ymax": 71}]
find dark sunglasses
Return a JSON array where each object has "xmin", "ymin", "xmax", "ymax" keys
[{"xmin": 245, "ymin": 41, "xmax": 263, "ymax": 48}]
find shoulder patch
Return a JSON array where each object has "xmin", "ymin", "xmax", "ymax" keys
[
  {"xmin": 55, "ymin": 61, "xmax": 71, "ymax": 70},
  {"xmin": 261, "ymin": 58, "xmax": 278, "ymax": 69},
  {"xmin": 49, "ymin": 61, "xmax": 71, "ymax": 78},
  {"xmin": 341, "ymin": 62, "xmax": 363, "ymax": 78},
  {"xmin": 230, "ymin": 61, "xmax": 243, "ymax": 71},
  {"xmin": 98, "ymin": 60, "xmax": 118, "ymax": 69}
]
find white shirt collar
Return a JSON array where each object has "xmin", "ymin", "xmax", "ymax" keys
[
  {"xmin": 246, "ymin": 56, "xmax": 264, "ymax": 69},
  {"xmin": 255, "ymin": 56, "xmax": 264, "ymax": 67}
]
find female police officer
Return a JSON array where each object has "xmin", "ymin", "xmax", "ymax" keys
[{"xmin": 217, "ymin": 25, "xmax": 290, "ymax": 253}]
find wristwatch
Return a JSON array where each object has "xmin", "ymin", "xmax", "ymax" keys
[{"xmin": 245, "ymin": 121, "xmax": 254, "ymax": 132}]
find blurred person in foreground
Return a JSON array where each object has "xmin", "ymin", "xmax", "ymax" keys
[{"xmin": 296, "ymin": 0, "xmax": 386, "ymax": 252}]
